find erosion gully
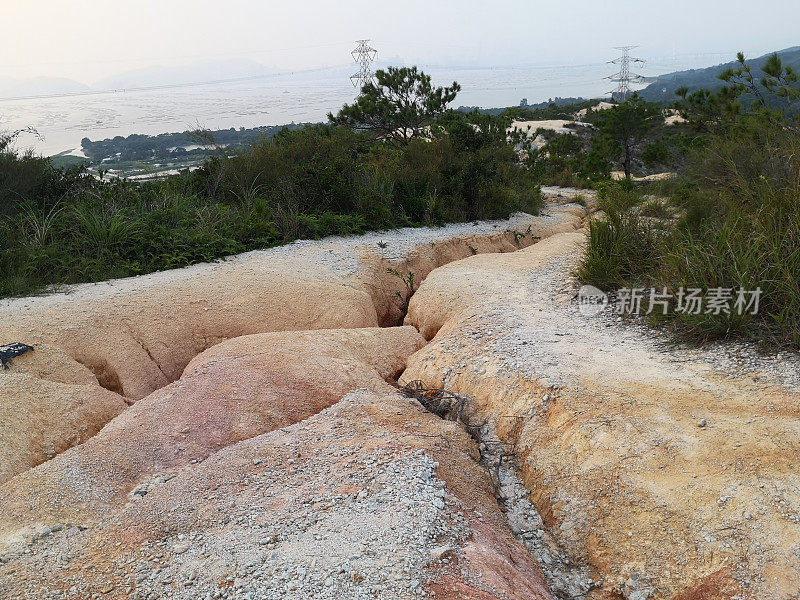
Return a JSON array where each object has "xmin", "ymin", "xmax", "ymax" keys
[{"xmin": 4, "ymin": 209, "xmax": 591, "ymax": 599}]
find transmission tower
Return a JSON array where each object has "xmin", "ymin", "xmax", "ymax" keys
[
  {"xmin": 350, "ymin": 40, "xmax": 378, "ymax": 91},
  {"xmin": 606, "ymin": 46, "xmax": 645, "ymax": 101}
]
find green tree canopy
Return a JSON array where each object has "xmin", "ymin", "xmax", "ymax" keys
[
  {"xmin": 675, "ymin": 52, "xmax": 800, "ymax": 132},
  {"xmin": 591, "ymin": 95, "xmax": 662, "ymax": 178},
  {"xmin": 329, "ymin": 66, "xmax": 461, "ymax": 145},
  {"xmin": 719, "ymin": 52, "xmax": 800, "ymax": 110}
]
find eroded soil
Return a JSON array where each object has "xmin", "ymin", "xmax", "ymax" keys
[{"xmin": 2, "ymin": 191, "xmax": 797, "ymax": 600}]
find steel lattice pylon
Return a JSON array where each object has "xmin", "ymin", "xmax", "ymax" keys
[
  {"xmin": 350, "ymin": 40, "xmax": 378, "ymax": 92},
  {"xmin": 606, "ymin": 46, "xmax": 645, "ymax": 101}
]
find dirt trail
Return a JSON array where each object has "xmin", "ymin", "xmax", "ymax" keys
[
  {"xmin": 6, "ymin": 189, "xmax": 795, "ymax": 600},
  {"xmin": 402, "ymin": 232, "xmax": 800, "ymax": 600},
  {"xmin": 0, "ymin": 205, "xmax": 584, "ymax": 484},
  {"xmin": 0, "ymin": 199, "xmax": 586, "ymax": 599}
]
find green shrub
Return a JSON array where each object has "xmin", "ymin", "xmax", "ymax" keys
[
  {"xmin": 642, "ymin": 140, "xmax": 669, "ymax": 168},
  {"xmin": 578, "ymin": 116, "xmax": 800, "ymax": 348},
  {"xmin": 576, "ymin": 183, "xmax": 657, "ymax": 290},
  {"xmin": 0, "ymin": 115, "xmax": 541, "ymax": 298},
  {"xmin": 662, "ymin": 119, "xmax": 800, "ymax": 345}
]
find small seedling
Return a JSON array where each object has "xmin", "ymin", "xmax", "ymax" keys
[{"xmin": 387, "ymin": 268, "xmax": 416, "ymax": 323}]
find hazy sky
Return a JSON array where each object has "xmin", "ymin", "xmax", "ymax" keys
[{"xmin": 4, "ymin": 0, "xmax": 800, "ymax": 83}]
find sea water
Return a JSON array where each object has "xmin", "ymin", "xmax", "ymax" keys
[{"xmin": 0, "ymin": 60, "xmax": 704, "ymax": 157}]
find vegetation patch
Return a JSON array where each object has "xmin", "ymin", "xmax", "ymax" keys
[
  {"xmin": 0, "ymin": 68, "xmax": 542, "ymax": 299},
  {"xmin": 578, "ymin": 52, "xmax": 800, "ymax": 349}
]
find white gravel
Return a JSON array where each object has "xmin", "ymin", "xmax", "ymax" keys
[
  {"xmin": 121, "ymin": 450, "xmax": 466, "ymax": 600},
  {"xmin": 0, "ymin": 210, "xmax": 558, "ymax": 313}
]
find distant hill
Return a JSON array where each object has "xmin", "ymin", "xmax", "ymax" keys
[
  {"xmin": 0, "ymin": 59, "xmax": 287, "ymax": 99},
  {"xmin": 639, "ymin": 46, "xmax": 800, "ymax": 103},
  {"xmin": 0, "ymin": 76, "xmax": 90, "ymax": 99}
]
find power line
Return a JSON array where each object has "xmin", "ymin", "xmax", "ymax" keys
[
  {"xmin": 0, "ymin": 64, "xmax": 349, "ymax": 103},
  {"xmin": 606, "ymin": 46, "xmax": 645, "ymax": 100},
  {"xmin": 3, "ymin": 41, "xmax": 353, "ymax": 70},
  {"xmin": 350, "ymin": 40, "xmax": 377, "ymax": 91}
]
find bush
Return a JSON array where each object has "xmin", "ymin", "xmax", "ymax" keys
[
  {"xmin": 661, "ymin": 118, "xmax": 800, "ymax": 345},
  {"xmin": 0, "ymin": 115, "xmax": 541, "ymax": 298},
  {"xmin": 641, "ymin": 140, "xmax": 669, "ymax": 168},
  {"xmin": 576, "ymin": 183, "xmax": 658, "ymax": 290},
  {"xmin": 578, "ymin": 115, "xmax": 800, "ymax": 348}
]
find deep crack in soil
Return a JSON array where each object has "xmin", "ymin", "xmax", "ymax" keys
[{"xmin": 0, "ymin": 197, "xmax": 590, "ymax": 600}]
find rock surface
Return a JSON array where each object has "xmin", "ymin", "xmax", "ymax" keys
[
  {"xmin": 402, "ymin": 232, "xmax": 800, "ymax": 599},
  {"xmin": 0, "ymin": 343, "xmax": 96, "ymax": 385},
  {"xmin": 0, "ymin": 205, "xmax": 583, "ymax": 493},
  {"xmin": 0, "ymin": 389, "xmax": 554, "ymax": 600},
  {"xmin": 0, "ymin": 343, "xmax": 129, "ymax": 484},
  {"xmin": 0, "ymin": 204, "xmax": 588, "ymax": 600},
  {"xmin": 0, "ymin": 327, "xmax": 424, "ymax": 552},
  {"xmin": 0, "ymin": 207, "xmax": 582, "ymax": 403},
  {"xmin": 0, "ymin": 373, "xmax": 127, "ymax": 484}
]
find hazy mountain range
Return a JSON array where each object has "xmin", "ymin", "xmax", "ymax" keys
[
  {"xmin": 0, "ymin": 56, "xmax": 411, "ymax": 99},
  {"xmin": 0, "ymin": 76, "xmax": 91, "ymax": 98},
  {"xmin": 0, "ymin": 59, "xmax": 285, "ymax": 98},
  {"xmin": 5, "ymin": 48, "xmax": 800, "ymax": 104},
  {"xmin": 639, "ymin": 46, "xmax": 800, "ymax": 102}
]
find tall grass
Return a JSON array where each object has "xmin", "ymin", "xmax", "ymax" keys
[
  {"xmin": 0, "ymin": 117, "xmax": 542, "ymax": 299},
  {"xmin": 578, "ymin": 116, "xmax": 800, "ymax": 348},
  {"xmin": 577, "ymin": 180, "xmax": 658, "ymax": 289},
  {"xmin": 662, "ymin": 121, "xmax": 800, "ymax": 345},
  {"xmin": 578, "ymin": 215, "xmax": 655, "ymax": 290}
]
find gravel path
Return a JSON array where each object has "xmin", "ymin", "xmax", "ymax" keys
[
  {"xmin": 402, "ymin": 231, "xmax": 800, "ymax": 598},
  {"xmin": 123, "ymin": 449, "xmax": 462, "ymax": 600},
  {"xmin": 0, "ymin": 210, "xmax": 561, "ymax": 312}
]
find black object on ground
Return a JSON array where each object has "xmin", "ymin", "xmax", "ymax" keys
[{"xmin": 0, "ymin": 343, "xmax": 34, "ymax": 369}]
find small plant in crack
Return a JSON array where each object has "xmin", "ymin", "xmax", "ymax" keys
[
  {"xmin": 387, "ymin": 267, "xmax": 415, "ymax": 324},
  {"xmin": 510, "ymin": 225, "xmax": 534, "ymax": 248},
  {"xmin": 377, "ymin": 241, "xmax": 389, "ymax": 259}
]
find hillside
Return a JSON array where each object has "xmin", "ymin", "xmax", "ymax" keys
[
  {"xmin": 2, "ymin": 191, "xmax": 799, "ymax": 598},
  {"xmin": 0, "ymin": 76, "xmax": 90, "ymax": 99},
  {"xmin": 639, "ymin": 45, "xmax": 800, "ymax": 103}
]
